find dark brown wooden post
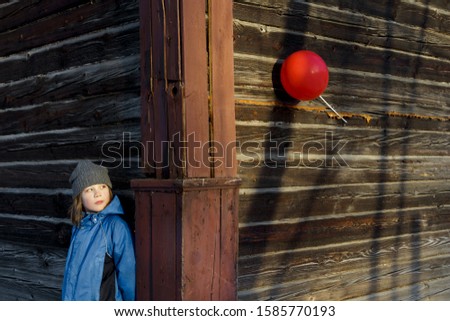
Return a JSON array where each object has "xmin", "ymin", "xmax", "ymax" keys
[{"xmin": 132, "ymin": 0, "xmax": 240, "ymax": 300}]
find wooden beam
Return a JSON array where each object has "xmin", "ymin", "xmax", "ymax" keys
[
  {"xmin": 181, "ymin": 0, "xmax": 210, "ymax": 178},
  {"xmin": 133, "ymin": 0, "xmax": 239, "ymax": 300},
  {"xmin": 209, "ymin": 0, "xmax": 238, "ymax": 178}
]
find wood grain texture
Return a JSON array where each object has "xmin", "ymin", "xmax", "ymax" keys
[
  {"xmin": 0, "ymin": 0, "xmax": 138, "ymax": 57},
  {"xmin": 232, "ymin": 0, "xmax": 450, "ymax": 120},
  {"xmin": 0, "ymin": 240, "xmax": 67, "ymax": 300},
  {"xmin": 238, "ymin": 231, "xmax": 450, "ymax": 300},
  {"xmin": 234, "ymin": 0, "xmax": 450, "ymax": 301},
  {"xmin": 132, "ymin": 177, "xmax": 241, "ymax": 300},
  {"xmin": 209, "ymin": 0, "xmax": 238, "ymax": 178},
  {"xmin": 0, "ymin": 0, "xmax": 141, "ymax": 300},
  {"xmin": 181, "ymin": 0, "xmax": 211, "ymax": 178}
]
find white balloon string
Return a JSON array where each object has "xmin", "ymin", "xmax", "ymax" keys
[{"xmin": 319, "ymin": 95, "xmax": 347, "ymax": 124}]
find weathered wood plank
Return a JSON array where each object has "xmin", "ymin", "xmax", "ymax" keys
[
  {"xmin": 233, "ymin": 1, "xmax": 450, "ymax": 58},
  {"xmin": 134, "ymin": 190, "xmax": 152, "ymax": 300},
  {"xmin": 234, "ymin": 56, "xmax": 450, "ymax": 119},
  {"xmin": 151, "ymin": 192, "xmax": 179, "ymax": 300},
  {"xmin": 316, "ymin": 0, "xmax": 450, "ymax": 33},
  {"xmin": 233, "ymin": 20, "xmax": 449, "ymax": 84},
  {"xmin": 0, "ymin": 0, "xmax": 139, "ymax": 57},
  {"xmin": 0, "ymin": 214, "xmax": 71, "ymax": 247},
  {"xmin": 237, "ymin": 158, "xmax": 450, "ymax": 189},
  {"xmin": 238, "ymin": 231, "xmax": 450, "ymax": 300},
  {"xmin": 0, "ymin": 124, "xmax": 140, "ymax": 162},
  {"xmin": 0, "ymin": 0, "xmax": 89, "ymax": 33},
  {"xmin": 238, "ymin": 231, "xmax": 450, "ymax": 276},
  {"xmin": 146, "ymin": 0, "xmax": 172, "ymax": 179},
  {"xmin": 181, "ymin": 189, "xmax": 221, "ymax": 299},
  {"xmin": 219, "ymin": 187, "xmax": 240, "ymax": 299},
  {"xmin": 239, "ymin": 206, "xmax": 450, "ymax": 255},
  {"xmin": 181, "ymin": 0, "xmax": 211, "ymax": 178},
  {"xmin": 0, "ymin": 191, "xmax": 71, "ymax": 218},
  {"xmin": 234, "ymin": 100, "xmax": 450, "ymax": 132},
  {"xmin": 209, "ymin": 0, "xmax": 238, "ymax": 178},
  {"xmin": 235, "ymin": 123, "xmax": 450, "ymax": 161},
  {"xmin": 0, "ymin": 240, "xmax": 66, "ymax": 300},
  {"xmin": 239, "ymin": 256, "xmax": 450, "ymax": 300},
  {"xmin": 0, "ymin": 22, "xmax": 139, "ymax": 84},
  {"xmin": 0, "ymin": 94, "xmax": 140, "ymax": 135},
  {"xmin": 138, "ymin": 0, "xmax": 153, "ymax": 177},
  {"xmin": 0, "ymin": 56, "xmax": 139, "ymax": 110},
  {"xmin": 239, "ymin": 180, "xmax": 450, "ymax": 223},
  {"xmin": 235, "ymin": 0, "xmax": 450, "ymax": 34},
  {"xmin": 164, "ymin": 0, "xmax": 185, "ymax": 179},
  {"xmin": 351, "ymin": 275, "xmax": 450, "ymax": 301}
]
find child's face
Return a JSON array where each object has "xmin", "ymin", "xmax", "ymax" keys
[{"xmin": 81, "ymin": 184, "xmax": 111, "ymax": 213}]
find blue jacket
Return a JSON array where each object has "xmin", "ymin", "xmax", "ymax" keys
[{"xmin": 62, "ymin": 196, "xmax": 136, "ymax": 300}]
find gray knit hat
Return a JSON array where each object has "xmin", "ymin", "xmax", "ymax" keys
[{"xmin": 69, "ymin": 160, "xmax": 112, "ymax": 198}]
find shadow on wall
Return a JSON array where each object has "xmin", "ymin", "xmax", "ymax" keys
[{"xmin": 370, "ymin": 0, "xmax": 427, "ymax": 300}]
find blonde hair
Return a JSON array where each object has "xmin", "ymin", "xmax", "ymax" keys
[{"xmin": 69, "ymin": 188, "xmax": 113, "ymax": 226}]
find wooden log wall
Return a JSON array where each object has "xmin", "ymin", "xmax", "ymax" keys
[
  {"xmin": 234, "ymin": 0, "xmax": 450, "ymax": 300},
  {"xmin": 1, "ymin": 0, "xmax": 449, "ymax": 302},
  {"xmin": 0, "ymin": 0, "xmax": 142, "ymax": 300}
]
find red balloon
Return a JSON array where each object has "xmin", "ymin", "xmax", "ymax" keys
[{"xmin": 280, "ymin": 50, "xmax": 329, "ymax": 101}]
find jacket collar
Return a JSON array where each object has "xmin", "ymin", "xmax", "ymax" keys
[{"xmin": 80, "ymin": 195, "xmax": 124, "ymax": 227}]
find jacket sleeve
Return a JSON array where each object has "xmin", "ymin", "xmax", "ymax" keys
[{"xmin": 111, "ymin": 217, "xmax": 136, "ymax": 301}]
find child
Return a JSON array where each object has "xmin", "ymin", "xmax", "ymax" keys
[{"xmin": 62, "ymin": 160, "xmax": 136, "ymax": 300}]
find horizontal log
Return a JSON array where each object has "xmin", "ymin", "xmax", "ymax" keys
[
  {"xmin": 238, "ymin": 231, "xmax": 450, "ymax": 300},
  {"xmin": 0, "ymin": 124, "xmax": 140, "ymax": 162},
  {"xmin": 0, "ymin": 276, "xmax": 61, "ymax": 301},
  {"xmin": 235, "ymin": 123, "xmax": 450, "ymax": 160},
  {"xmin": 234, "ymin": 0, "xmax": 450, "ymax": 35},
  {"xmin": 239, "ymin": 181, "xmax": 450, "ymax": 223},
  {"xmin": 351, "ymin": 275, "xmax": 450, "ymax": 301},
  {"xmin": 234, "ymin": 101, "xmax": 450, "ymax": 132},
  {"xmin": 239, "ymin": 255, "xmax": 450, "ymax": 300},
  {"xmin": 0, "ymin": 0, "xmax": 89, "ymax": 33},
  {"xmin": 0, "ymin": 240, "xmax": 66, "ymax": 300},
  {"xmin": 0, "ymin": 215, "xmax": 72, "ymax": 247},
  {"xmin": 233, "ymin": 18, "xmax": 449, "ymax": 84},
  {"xmin": 239, "ymin": 230, "xmax": 450, "ymax": 275},
  {"xmin": 237, "ymin": 158, "xmax": 450, "ymax": 188},
  {"xmin": 239, "ymin": 206, "xmax": 450, "ymax": 255},
  {"xmin": 0, "ymin": 22, "xmax": 139, "ymax": 84},
  {"xmin": 318, "ymin": 0, "xmax": 450, "ymax": 33},
  {"xmin": 0, "ymin": 56, "xmax": 140, "ymax": 110},
  {"xmin": 234, "ymin": 1, "xmax": 450, "ymax": 57},
  {"xmin": 0, "ymin": 0, "xmax": 138, "ymax": 57},
  {"xmin": 0, "ymin": 189, "xmax": 71, "ymax": 218},
  {"xmin": 234, "ymin": 56, "xmax": 450, "ymax": 120},
  {"xmin": 0, "ymin": 93, "xmax": 140, "ymax": 135}
]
